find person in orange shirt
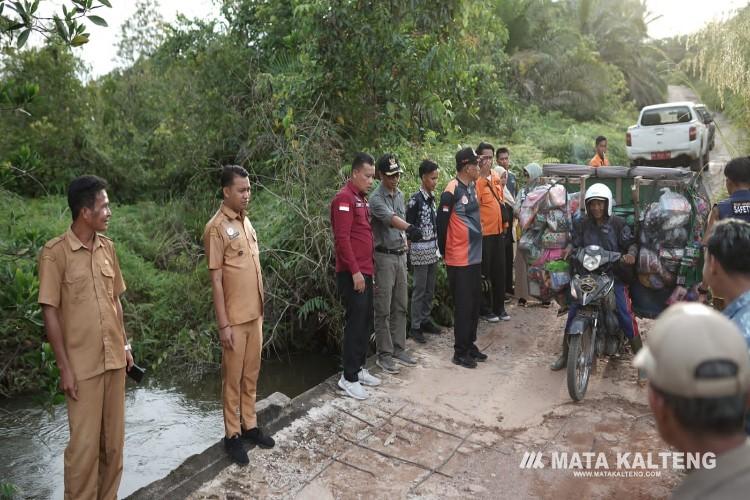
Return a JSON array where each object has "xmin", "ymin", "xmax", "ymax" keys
[
  {"xmin": 38, "ymin": 175, "xmax": 134, "ymax": 500},
  {"xmin": 589, "ymin": 135, "xmax": 610, "ymax": 167},
  {"xmin": 475, "ymin": 142, "xmax": 510, "ymax": 322}
]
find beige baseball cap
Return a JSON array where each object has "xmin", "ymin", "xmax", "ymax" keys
[{"xmin": 633, "ymin": 303, "xmax": 750, "ymax": 398}]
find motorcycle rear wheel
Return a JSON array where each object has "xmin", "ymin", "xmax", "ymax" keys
[{"xmin": 567, "ymin": 325, "xmax": 594, "ymax": 401}]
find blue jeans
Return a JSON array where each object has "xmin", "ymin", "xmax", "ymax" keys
[{"xmin": 565, "ymin": 281, "xmax": 639, "ymax": 339}]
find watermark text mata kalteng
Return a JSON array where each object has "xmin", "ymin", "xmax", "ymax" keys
[{"xmin": 519, "ymin": 451, "xmax": 716, "ymax": 471}]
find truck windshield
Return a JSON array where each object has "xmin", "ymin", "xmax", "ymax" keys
[{"xmin": 640, "ymin": 106, "xmax": 692, "ymax": 126}]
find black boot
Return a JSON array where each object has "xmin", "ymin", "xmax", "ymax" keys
[
  {"xmin": 409, "ymin": 329, "xmax": 427, "ymax": 344},
  {"xmin": 224, "ymin": 435, "xmax": 249, "ymax": 464},
  {"xmin": 550, "ymin": 334, "xmax": 569, "ymax": 371},
  {"xmin": 241, "ymin": 427, "xmax": 276, "ymax": 449},
  {"xmin": 629, "ymin": 336, "xmax": 647, "ymax": 381},
  {"xmin": 628, "ymin": 336, "xmax": 643, "ymax": 354},
  {"xmin": 420, "ymin": 320, "xmax": 441, "ymax": 334}
]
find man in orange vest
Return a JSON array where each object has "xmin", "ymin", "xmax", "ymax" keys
[
  {"xmin": 475, "ymin": 142, "xmax": 510, "ymax": 323},
  {"xmin": 589, "ymin": 136, "xmax": 610, "ymax": 167}
]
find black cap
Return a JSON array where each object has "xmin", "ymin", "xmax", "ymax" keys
[
  {"xmin": 455, "ymin": 147, "xmax": 479, "ymax": 168},
  {"xmin": 377, "ymin": 155, "xmax": 404, "ymax": 176}
]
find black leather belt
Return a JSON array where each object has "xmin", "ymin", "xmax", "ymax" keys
[{"xmin": 375, "ymin": 246, "xmax": 406, "ymax": 255}]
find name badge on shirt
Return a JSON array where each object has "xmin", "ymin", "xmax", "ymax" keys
[
  {"xmin": 355, "ymin": 202, "xmax": 364, "ymax": 208},
  {"xmin": 227, "ymin": 227, "xmax": 240, "ymax": 240}
]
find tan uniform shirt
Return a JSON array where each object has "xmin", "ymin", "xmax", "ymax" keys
[
  {"xmin": 203, "ymin": 203, "xmax": 264, "ymax": 325},
  {"xmin": 38, "ymin": 228, "xmax": 127, "ymax": 382},
  {"xmin": 671, "ymin": 440, "xmax": 750, "ymax": 500}
]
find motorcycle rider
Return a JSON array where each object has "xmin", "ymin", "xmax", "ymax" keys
[{"xmin": 551, "ymin": 183, "xmax": 643, "ymax": 370}]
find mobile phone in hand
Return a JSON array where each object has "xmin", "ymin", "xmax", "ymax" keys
[{"xmin": 127, "ymin": 364, "xmax": 146, "ymax": 383}]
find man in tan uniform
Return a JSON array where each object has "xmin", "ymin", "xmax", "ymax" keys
[
  {"xmin": 204, "ymin": 165, "xmax": 275, "ymax": 465},
  {"xmin": 634, "ymin": 303, "xmax": 750, "ymax": 499},
  {"xmin": 38, "ymin": 175, "xmax": 134, "ymax": 500}
]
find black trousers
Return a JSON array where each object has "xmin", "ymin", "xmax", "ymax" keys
[
  {"xmin": 481, "ymin": 234, "xmax": 506, "ymax": 315},
  {"xmin": 505, "ymin": 235, "xmax": 514, "ymax": 294},
  {"xmin": 337, "ymin": 272, "xmax": 373, "ymax": 382},
  {"xmin": 447, "ymin": 264, "xmax": 481, "ymax": 357}
]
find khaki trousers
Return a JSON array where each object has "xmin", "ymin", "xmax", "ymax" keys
[
  {"xmin": 222, "ymin": 317, "xmax": 263, "ymax": 437},
  {"xmin": 64, "ymin": 367, "xmax": 126, "ymax": 500},
  {"xmin": 373, "ymin": 252, "xmax": 408, "ymax": 358}
]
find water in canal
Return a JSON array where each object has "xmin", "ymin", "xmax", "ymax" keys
[{"xmin": 0, "ymin": 352, "xmax": 339, "ymax": 499}]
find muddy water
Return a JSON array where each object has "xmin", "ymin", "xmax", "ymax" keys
[{"xmin": 0, "ymin": 352, "xmax": 339, "ymax": 499}]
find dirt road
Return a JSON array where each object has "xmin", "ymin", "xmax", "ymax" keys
[{"xmin": 187, "ymin": 306, "xmax": 680, "ymax": 499}]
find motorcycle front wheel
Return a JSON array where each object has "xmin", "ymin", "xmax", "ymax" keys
[{"xmin": 567, "ymin": 325, "xmax": 595, "ymax": 401}]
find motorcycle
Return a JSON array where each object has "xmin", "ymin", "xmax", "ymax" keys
[{"xmin": 566, "ymin": 245, "xmax": 626, "ymax": 401}]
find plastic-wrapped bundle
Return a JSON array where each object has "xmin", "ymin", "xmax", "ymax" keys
[
  {"xmin": 519, "ymin": 207, "xmax": 535, "ymax": 230},
  {"xmin": 533, "ymin": 248, "xmax": 566, "ymax": 267},
  {"xmin": 528, "ymin": 266, "xmax": 552, "ymax": 300},
  {"xmin": 547, "ymin": 184, "xmax": 567, "ymax": 208},
  {"xmin": 567, "ymin": 193, "xmax": 580, "ymax": 216},
  {"xmin": 546, "ymin": 209, "xmax": 571, "ymax": 232},
  {"xmin": 541, "ymin": 231, "xmax": 569, "ymax": 249},
  {"xmin": 658, "ymin": 188, "xmax": 691, "ymax": 230},
  {"xmin": 642, "ymin": 202, "xmax": 662, "ymax": 237},
  {"xmin": 518, "ymin": 229, "xmax": 542, "ymax": 252},
  {"xmin": 638, "ymin": 247, "xmax": 662, "ymax": 275},
  {"xmin": 662, "ymin": 227, "xmax": 689, "ymax": 248},
  {"xmin": 520, "ymin": 186, "xmax": 551, "ymax": 229},
  {"xmin": 528, "ymin": 266, "xmax": 545, "ymax": 282},
  {"xmin": 545, "ymin": 260, "xmax": 571, "ymax": 291},
  {"xmin": 533, "ymin": 213, "xmax": 548, "ymax": 231}
]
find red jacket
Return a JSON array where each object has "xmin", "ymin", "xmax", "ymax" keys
[{"xmin": 330, "ymin": 181, "xmax": 374, "ymax": 275}]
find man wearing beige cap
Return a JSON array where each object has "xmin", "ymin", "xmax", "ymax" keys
[{"xmin": 634, "ymin": 303, "xmax": 750, "ymax": 499}]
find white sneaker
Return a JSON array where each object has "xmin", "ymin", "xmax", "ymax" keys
[
  {"xmin": 357, "ymin": 368, "xmax": 381, "ymax": 387},
  {"xmin": 338, "ymin": 375, "xmax": 369, "ymax": 400}
]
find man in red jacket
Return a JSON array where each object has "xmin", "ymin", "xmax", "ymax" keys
[{"xmin": 330, "ymin": 153, "xmax": 381, "ymax": 400}]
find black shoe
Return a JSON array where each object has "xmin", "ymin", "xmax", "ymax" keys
[
  {"xmin": 420, "ymin": 320, "xmax": 441, "ymax": 335},
  {"xmin": 550, "ymin": 354, "xmax": 567, "ymax": 371},
  {"xmin": 409, "ymin": 329, "xmax": 427, "ymax": 344},
  {"xmin": 470, "ymin": 350, "xmax": 488, "ymax": 362},
  {"xmin": 452, "ymin": 354, "xmax": 477, "ymax": 369},
  {"xmin": 550, "ymin": 334, "xmax": 569, "ymax": 371},
  {"xmin": 242, "ymin": 427, "xmax": 276, "ymax": 449},
  {"xmin": 224, "ymin": 435, "xmax": 249, "ymax": 464}
]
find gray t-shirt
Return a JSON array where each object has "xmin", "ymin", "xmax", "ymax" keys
[{"xmin": 369, "ymin": 182, "xmax": 407, "ymax": 251}]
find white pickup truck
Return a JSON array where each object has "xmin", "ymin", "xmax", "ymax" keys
[{"xmin": 626, "ymin": 102, "xmax": 710, "ymax": 171}]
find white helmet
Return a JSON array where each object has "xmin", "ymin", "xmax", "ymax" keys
[{"xmin": 584, "ymin": 183, "xmax": 614, "ymax": 216}]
